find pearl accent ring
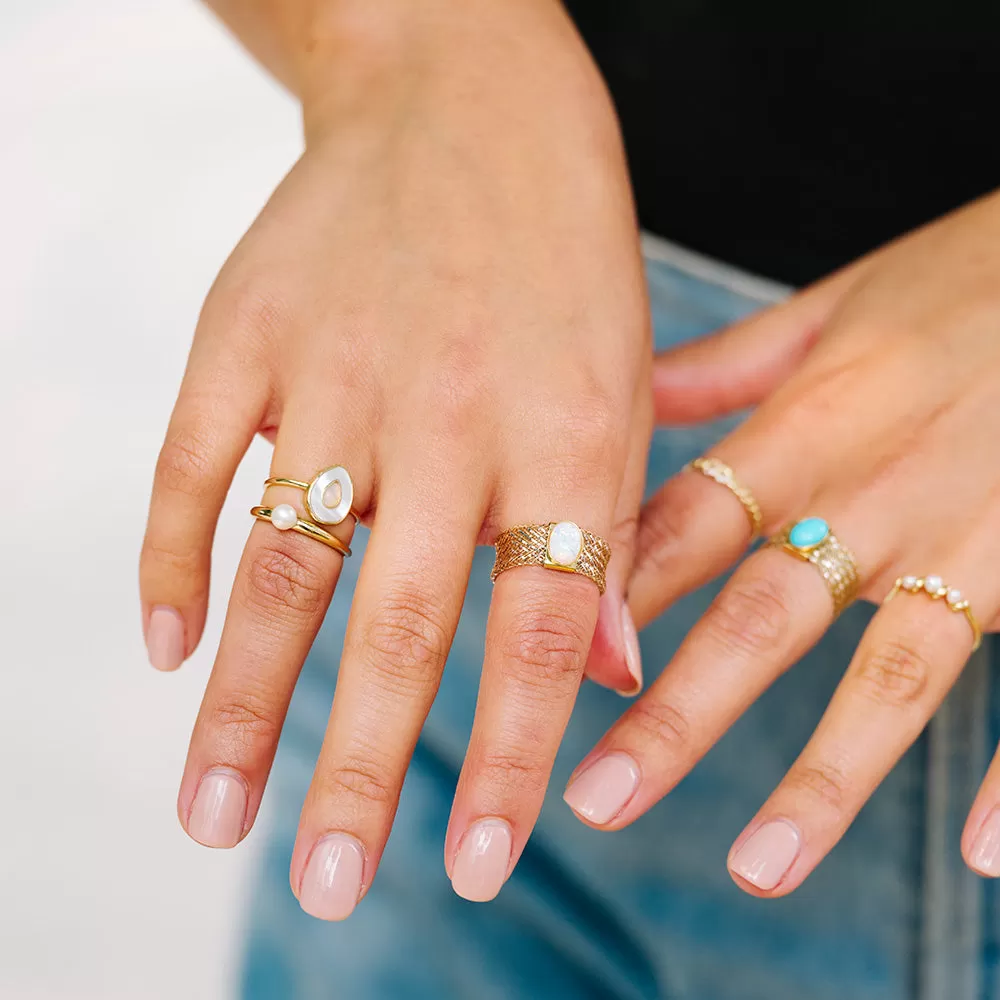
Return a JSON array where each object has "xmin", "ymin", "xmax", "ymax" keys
[
  {"xmin": 884, "ymin": 575, "xmax": 982, "ymax": 651},
  {"xmin": 249, "ymin": 505, "xmax": 351, "ymax": 556}
]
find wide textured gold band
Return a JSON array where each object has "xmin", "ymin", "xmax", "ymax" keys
[
  {"xmin": 264, "ymin": 467, "xmax": 361, "ymax": 525},
  {"xmin": 250, "ymin": 506, "xmax": 352, "ymax": 557},
  {"xmin": 491, "ymin": 522, "xmax": 611, "ymax": 594},
  {"xmin": 688, "ymin": 457, "xmax": 763, "ymax": 539},
  {"xmin": 884, "ymin": 575, "xmax": 983, "ymax": 652},
  {"xmin": 768, "ymin": 518, "xmax": 859, "ymax": 616}
]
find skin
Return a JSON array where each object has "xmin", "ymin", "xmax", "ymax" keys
[
  {"xmin": 139, "ymin": 0, "xmax": 650, "ymax": 912},
  {"xmin": 568, "ymin": 190, "xmax": 1000, "ymax": 896}
]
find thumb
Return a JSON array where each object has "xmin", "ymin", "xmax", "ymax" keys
[
  {"xmin": 652, "ymin": 261, "xmax": 866, "ymax": 425},
  {"xmin": 585, "ymin": 387, "xmax": 651, "ymax": 696}
]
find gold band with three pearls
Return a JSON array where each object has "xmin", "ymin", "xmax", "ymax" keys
[
  {"xmin": 491, "ymin": 521, "xmax": 612, "ymax": 594},
  {"xmin": 885, "ymin": 574, "xmax": 983, "ymax": 651},
  {"xmin": 769, "ymin": 517, "xmax": 860, "ymax": 616},
  {"xmin": 688, "ymin": 457, "xmax": 763, "ymax": 540},
  {"xmin": 250, "ymin": 465, "xmax": 360, "ymax": 558}
]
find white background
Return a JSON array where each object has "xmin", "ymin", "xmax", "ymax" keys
[{"xmin": 0, "ymin": 3, "xmax": 302, "ymax": 997}]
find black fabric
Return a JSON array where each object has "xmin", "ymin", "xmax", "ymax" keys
[{"xmin": 564, "ymin": 4, "xmax": 1000, "ymax": 284}]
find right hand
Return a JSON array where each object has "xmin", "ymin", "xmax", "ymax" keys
[{"xmin": 140, "ymin": 0, "xmax": 651, "ymax": 917}]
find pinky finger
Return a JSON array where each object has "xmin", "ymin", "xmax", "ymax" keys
[{"xmin": 963, "ymin": 692, "xmax": 1000, "ymax": 877}]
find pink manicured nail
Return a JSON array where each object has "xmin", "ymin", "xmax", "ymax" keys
[
  {"xmin": 451, "ymin": 819, "xmax": 512, "ymax": 902},
  {"xmin": 146, "ymin": 605, "xmax": 186, "ymax": 672},
  {"xmin": 970, "ymin": 808, "xmax": 1000, "ymax": 876},
  {"xmin": 729, "ymin": 820, "xmax": 801, "ymax": 890},
  {"xmin": 299, "ymin": 834, "xmax": 365, "ymax": 920},
  {"xmin": 620, "ymin": 604, "xmax": 643, "ymax": 696},
  {"xmin": 563, "ymin": 752, "xmax": 640, "ymax": 825},
  {"xmin": 187, "ymin": 769, "xmax": 247, "ymax": 849}
]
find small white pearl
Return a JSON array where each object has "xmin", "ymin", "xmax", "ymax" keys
[
  {"xmin": 924, "ymin": 575, "xmax": 944, "ymax": 595},
  {"xmin": 947, "ymin": 588, "xmax": 963, "ymax": 606},
  {"xmin": 901, "ymin": 575, "xmax": 918, "ymax": 590},
  {"xmin": 271, "ymin": 503, "xmax": 298, "ymax": 530}
]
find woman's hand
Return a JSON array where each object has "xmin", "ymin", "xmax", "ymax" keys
[
  {"xmin": 140, "ymin": 0, "xmax": 650, "ymax": 914},
  {"xmin": 568, "ymin": 190, "xmax": 1000, "ymax": 896}
]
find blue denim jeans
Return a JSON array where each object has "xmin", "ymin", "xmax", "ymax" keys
[{"xmin": 242, "ymin": 236, "xmax": 998, "ymax": 1000}]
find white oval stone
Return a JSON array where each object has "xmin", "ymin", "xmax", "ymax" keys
[
  {"xmin": 271, "ymin": 503, "xmax": 298, "ymax": 530},
  {"xmin": 901, "ymin": 575, "xmax": 918, "ymax": 590},
  {"xmin": 947, "ymin": 588, "xmax": 963, "ymax": 606},
  {"xmin": 306, "ymin": 466, "xmax": 354, "ymax": 525},
  {"xmin": 547, "ymin": 521, "xmax": 583, "ymax": 567},
  {"xmin": 924, "ymin": 575, "xmax": 944, "ymax": 595}
]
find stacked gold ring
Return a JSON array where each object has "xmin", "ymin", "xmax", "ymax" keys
[
  {"xmin": 491, "ymin": 521, "xmax": 611, "ymax": 594},
  {"xmin": 250, "ymin": 465, "xmax": 359, "ymax": 557},
  {"xmin": 884, "ymin": 575, "xmax": 982, "ymax": 651}
]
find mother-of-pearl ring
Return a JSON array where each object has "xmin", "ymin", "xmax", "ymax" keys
[
  {"xmin": 768, "ymin": 517, "xmax": 859, "ymax": 616},
  {"xmin": 491, "ymin": 522, "xmax": 611, "ymax": 594},
  {"xmin": 688, "ymin": 457, "xmax": 763, "ymax": 540},
  {"xmin": 250, "ymin": 505, "xmax": 351, "ymax": 557},
  {"xmin": 884, "ymin": 575, "xmax": 983, "ymax": 652},
  {"xmin": 264, "ymin": 465, "xmax": 361, "ymax": 525}
]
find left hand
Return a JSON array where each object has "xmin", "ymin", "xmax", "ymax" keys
[{"xmin": 565, "ymin": 190, "xmax": 1000, "ymax": 896}]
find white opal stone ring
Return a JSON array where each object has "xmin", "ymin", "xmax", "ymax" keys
[
  {"xmin": 768, "ymin": 517, "xmax": 859, "ymax": 616},
  {"xmin": 884, "ymin": 574, "xmax": 982, "ymax": 651},
  {"xmin": 491, "ymin": 521, "xmax": 611, "ymax": 593}
]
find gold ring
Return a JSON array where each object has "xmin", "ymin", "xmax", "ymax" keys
[
  {"xmin": 884, "ymin": 575, "xmax": 982, "ymax": 651},
  {"xmin": 264, "ymin": 466, "xmax": 361, "ymax": 525},
  {"xmin": 688, "ymin": 457, "xmax": 762, "ymax": 539},
  {"xmin": 491, "ymin": 522, "xmax": 611, "ymax": 594},
  {"xmin": 250, "ymin": 506, "xmax": 352, "ymax": 557},
  {"xmin": 768, "ymin": 517, "xmax": 859, "ymax": 616}
]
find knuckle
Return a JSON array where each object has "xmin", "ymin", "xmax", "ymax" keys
[
  {"xmin": 209, "ymin": 690, "xmax": 281, "ymax": 751},
  {"xmin": 155, "ymin": 427, "xmax": 216, "ymax": 501},
  {"xmin": 243, "ymin": 544, "xmax": 328, "ymax": 617},
  {"xmin": 634, "ymin": 479, "xmax": 699, "ymax": 574},
  {"xmin": 499, "ymin": 606, "xmax": 590, "ymax": 690},
  {"xmin": 625, "ymin": 697, "xmax": 691, "ymax": 755},
  {"xmin": 203, "ymin": 274, "xmax": 291, "ymax": 348},
  {"xmin": 362, "ymin": 589, "xmax": 451, "ymax": 693},
  {"xmin": 784, "ymin": 761, "xmax": 849, "ymax": 815},
  {"xmin": 703, "ymin": 574, "xmax": 793, "ymax": 660},
  {"xmin": 558, "ymin": 392, "xmax": 621, "ymax": 461},
  {"xmin": 325, "ymin": 759, "xmax": 396, "ymax": 808},
  {"xmin": 475, "ymin": 750, "xmax": 548, "ymax": 799},
  {"xmin": 852, "ymin": 636, "xmax": 932, "ymax": 707}
]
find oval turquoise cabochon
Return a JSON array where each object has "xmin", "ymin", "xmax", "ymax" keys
[{"xmin": 789, "ymin": 517, "xmax": 829, "ymax": 548}]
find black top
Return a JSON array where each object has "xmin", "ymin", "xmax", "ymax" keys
[{"xmin": 564, "ymin": 3, "xmax": 1000, "ymax": 284}]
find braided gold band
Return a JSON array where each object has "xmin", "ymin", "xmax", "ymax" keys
[
  {"xmin": 491, "ymin": 522, "xmax": 611, "ymax": 594},
  {"xmin": 688, "ymin": 457, "xmax": 763, "ymax": 539},
  {"xmin": 769, "ymin": 518, "xmax": 859, "ymax": 616},
  {"xmin": 884, "ymin": 575, "xmax": 983, "ymax": 652},
  {"xmin": 250, "ymin": 506, "xmax": 352, "ymax": 557}
]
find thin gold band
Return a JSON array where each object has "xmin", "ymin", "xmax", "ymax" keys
[
  {"xmin": 884, "ymin": 576, "xmax": 983, "ymax": 652},
  {"xmin": 768, "ymin": 520, "xmax": 859, "ymax": 616},
  {"xmin": 263, "ymin": 476, "xmax": 361, "ymax": 524},
  {"xmin": 491, "ymin": 522, "xmax": 611, "ymax": 594},
  {"xmin": 688, "ymin": 457, "xmax": 763, "ymax": 539},
  {"xmin": 250, "ymin": 506, "xmax": 352, "ymax": 557}
]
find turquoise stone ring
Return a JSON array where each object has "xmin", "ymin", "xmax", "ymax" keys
[{"xmin": 787, "ymin": 517, "xmax": 830, "ymax": 550}]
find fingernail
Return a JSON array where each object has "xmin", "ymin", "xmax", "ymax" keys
[
  {"xmin": 563, "ymin": 752, "xmax": 640, "ymax": 825},
  {"xmin": 970, "ymin": 808, "xmax": 1000, "ymax": 876},
  {"xmin": 299, "ymin": 833, "xmax": 366, "ymax": 920},
  {"xmin": 619, "ymin": 604, "xmax": 643, "ymax": 696},
  {"xmin": 146, "ymin": 605, "xmax": 186, "ymax": 672},
  {"xmin": 187, "ymin": 769, "xmax": 247, "ymax": 849},
  {"xmin": 451, "ymin": 819, "xmax": 513, "ymax": 902},
  {"xmin": 729, "ymin": 819, "xmax": 801, "ymax": 890}
]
